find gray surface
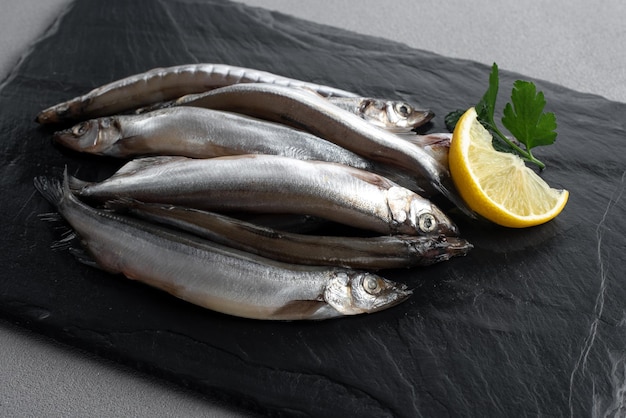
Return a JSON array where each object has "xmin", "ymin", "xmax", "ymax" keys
[
  {"xmin": 239, "ymin": 0, "xmax": 626, "ymax": 103},
  {"xmin": 1, "ymin": 0, "xmax": 624, "ymax": 416}
]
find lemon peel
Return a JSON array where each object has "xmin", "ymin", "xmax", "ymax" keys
[{"xmin": 449, "ymin": 107, "xmax": 568, "ymax": 228}]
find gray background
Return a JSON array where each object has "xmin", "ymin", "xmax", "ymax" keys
[{"xmin": 1, "ymin": 1, "xmax": 624, "ymax": 416}]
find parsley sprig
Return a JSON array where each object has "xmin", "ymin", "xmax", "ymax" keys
[{"xmin": 446, "ymin": 63, "xmax": 557, "ymax": 170}]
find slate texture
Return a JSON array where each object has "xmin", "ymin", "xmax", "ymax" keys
[{"xmin": 1, "ymin": 0, "xmax": 625, "ymax": 416}]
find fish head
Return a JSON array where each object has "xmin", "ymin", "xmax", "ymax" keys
[
  {"xmin": 324, "ymin": 271, "xmax": 412, "ymax": 315},
  {"xmin": 359, "ymin": 99, "xmax": 434, "ymax": 132},
  {"xmin": 388, "ymin": 187, "xmax": 460, "ymax": 236},
  {"xmin": 53, "ymin": 117, "xmax": 123, "ymax": 155},
  {"xmin": 416, "ymin": 201, "xmax": 459, "ymax": 237}
]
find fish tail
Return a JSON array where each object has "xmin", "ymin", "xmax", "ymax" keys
[
  {"xmin": 34, "ymin": 169, "xmax": 81, "ymax": 250},
  {"xmin": 33, "ymin": 173, "xmax": 64, "ymax": 209},
  {"xmin": 33, "ymin": 167, "xmax": 76, "ymax": 209}
]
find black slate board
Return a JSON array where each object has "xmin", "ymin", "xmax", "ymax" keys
[{"xmin": 2, "ymin": 0, "xmax": 626, "ymax": 416}]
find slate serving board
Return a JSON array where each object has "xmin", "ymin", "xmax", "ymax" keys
[{"xmin": 2, "ymin": 0, "xmax": 625, "ymax": 416}]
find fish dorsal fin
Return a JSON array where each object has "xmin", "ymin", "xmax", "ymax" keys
[
  {"xmin": 67, "ymin": 175, "xmax": 91, "ymax": 192},
  {"xmin": 113, "ymin": 156, "xmax": 190, "ymax": 177}
]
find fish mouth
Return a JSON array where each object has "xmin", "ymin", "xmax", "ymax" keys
[
  {"xmin": 370, "ymin": 283, "xmax": 413, "ymax": 312},
  {"xmin": 392, "ymin": 282, "xmax": 413, "ymax": 301},
  {"xmin": 53, "ymin": 121, "xmax": 98, "ymax": 152},
  {"xmin": 408, "ymin": 109, "xmax": 435, "ymax": 127},
  {"xmin": 420, "ymin": 235, "xmax": 473, "ymax": 264}
]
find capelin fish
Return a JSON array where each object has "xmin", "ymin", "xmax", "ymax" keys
[
  {"xmin": 33, "ymin": 173, "xmax": 411, "ymax": 320},
  {"xmin": 111, "ymin": 199, "xmax": 472, "ymax": 269},
  {"xmin": 36, "ymin": 63, "xmax": 358, "ymax": 124},
  {"xmin": 52, "ymin": 106, "xmax": 373, "ymax": 171},
  {"xmin": 71, "ymin": 154, "xmax": 459, "ymax": 237},
  {"xmin": 137, "ymin": 95, "xmax": 434, "ymax": 134},
  {"xmin": 172, "ymin": 83, "xmax": 473, "ymax": 215},
  {"xmin": 327, "ymin": 97, "xmax": 434, "ymax": 133},
  {"xmin": 53, "ymin": 106, "xmax": 432, "ymax": 194}
]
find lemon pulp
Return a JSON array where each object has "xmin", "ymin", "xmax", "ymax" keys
[{"xmin": 449, "ymin": 107, "xmax": 568, "ymax": 228}]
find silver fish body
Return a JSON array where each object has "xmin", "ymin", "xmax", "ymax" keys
[
  {"xmin": 36, "ymin": 63, "xmax": 358, "ymax": 124},
  {"xmin": 34, "ymin": 173, "xmax": 411, "ymax": 320},
  {"xmin": 52, "ymin": 106, "xmax": 373, "ymax": 171},
  {"xmin": 172, "ymin": 83, "xmax": 469, "ymax": 212},
  {"xmin": 72, "ymin": 154, "xmax": 459, "ymax": 237},
  {"xmin": 327, "ymin": 97, "xmax": 434, "ymax": 132},
  {"xmin": 53, "ymin": 106, "xmax": 432, "ymax": 194},
  {"xmin": 137, "ymin": 95, "xmax": 434, "ymax": 133},
  {"xmin": 112, "ymin": 200, "xmax": 472, "ymax": 269}
]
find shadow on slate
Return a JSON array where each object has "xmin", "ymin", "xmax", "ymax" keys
[{"xmin": 2, "ymin": 0, "xmax": 626, "ymax": 416}]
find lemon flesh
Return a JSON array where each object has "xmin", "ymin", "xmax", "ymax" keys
[{"xmin": 449, "ymin": 107, "xmax": 568, "ymax": 228}]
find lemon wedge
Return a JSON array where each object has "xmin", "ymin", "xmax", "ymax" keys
[{"xmin": 449, "ymin": 107, "xmax": 568, "ymax": 228}]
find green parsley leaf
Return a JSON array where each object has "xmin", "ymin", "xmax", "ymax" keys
[
  {"xmin": 444, "ymin": 109, "xmax": 464, "ymax": 132},
  {"xmin": 445, "ymin": 62, "xmax": 557, "ymax": 170},
  {"xmin": 475, "ymin": 63, "xmax": 499, "ymax": 125},
  {"xmin": 501, "ymin": 80, "xmax": 557, "ymax": 150}
]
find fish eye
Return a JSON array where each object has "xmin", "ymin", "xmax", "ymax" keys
[
  {"xmin": 72, "ymin": 122, "xmax": 89, "ymax": 137},
  {"xmin": 363, "ymin": 276, "xmax": 382, "ymax": 295},
  {"xmin": 394, "ymin": 103, "xmax": 412, "ymax": 117},
  {"xmin": 418, "ymin": 212, "xmax": 437, "ymax": 233}
]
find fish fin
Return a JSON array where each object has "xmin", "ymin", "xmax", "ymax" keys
[
  {"xmin": 406, "ymin": 133, "xmax": 452, "ymax": 147},
  {"xmin": 37, "ymin": 212, "xmax": 62, "ymax": 223},
  {"xmin": 34, "ymin": 171, "xmax": 78, "ymax": 248},
  {"xmin": 50, "ymin": 229, "xmax": 78, "ymax": 251},
  {"xmin": 113, "ymin": 156, "xmax": 189, "ymax": 177},
  {"xmin": 271, "ymin": 299, "xmax": 328, "ymax": 320},
  {"xmin": 67, "ymin": 175, "xmax": 91, "ymax": 193},
  {"xmin": 134, "ymin": 99, "xmax": 176, "ymax": 114},
  {"xmin": 68, "ymin": 246, "xmax": 119, "ymax": 273},
  {"xmin": 68, "ymin": 246, "xmax": 102, "ymax": 269},
  {"xmin": 33, "ymin": 174, "xmax": 64, "ymax": 208},
  {"xmin": 339, "ymin": 165, "xmax": 398, "ymax": 189},
  {"xmin": 103, "ymin": 197, "xmax": 141, "ymax": 212},
  {"xmin": 35, "ymin": 167, "xmax": 84, "ymax": 208}
]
